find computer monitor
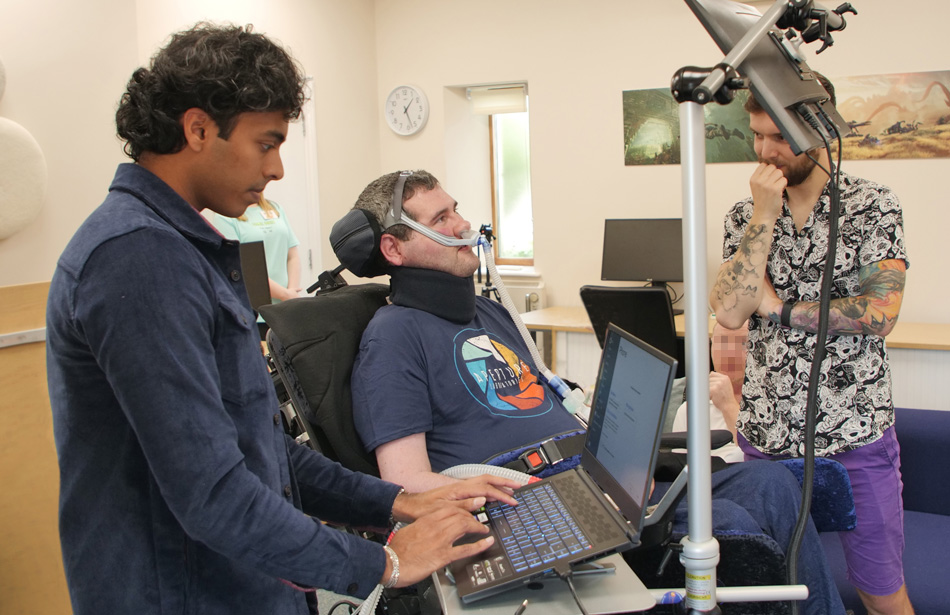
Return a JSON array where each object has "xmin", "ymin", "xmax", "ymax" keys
[
  {"xmin": 684, "ymin": 0, "xmax": 848, "ymax": 155},
  {"xmin": 601, "ymin": 218, "xmax": 683, "ymax": 286}
]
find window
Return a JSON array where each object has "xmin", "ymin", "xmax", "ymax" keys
[
  {"xmin": 490, "ymin": 109, "xmax": 534, "ymax": 263},
  {"xmin": 468, "ymin": 84, "xmax": 533, "ymax": 265}
]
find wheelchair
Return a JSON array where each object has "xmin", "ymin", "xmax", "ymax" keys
[{"xmin": 260, "ymin": 282, "xmax": 854, "ymax": 615}]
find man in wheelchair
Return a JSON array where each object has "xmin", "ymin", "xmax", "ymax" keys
[{"xmin": 340, "ymin": 170, "xmax": 846, "ymax": 615}]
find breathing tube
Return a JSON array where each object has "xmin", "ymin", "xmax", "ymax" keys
[{"xmin": 466, "ymin": 230, "xmax": 587, "ymax": 415}]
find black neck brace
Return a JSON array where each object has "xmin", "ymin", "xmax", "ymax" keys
[{"xmin": 389, "ymin": 267, "xmax": 476, "ymax": 324}]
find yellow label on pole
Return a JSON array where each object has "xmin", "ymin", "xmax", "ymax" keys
[{"xmin": 685, "ymin": 571, "xmax": 715, "ymax": 606}]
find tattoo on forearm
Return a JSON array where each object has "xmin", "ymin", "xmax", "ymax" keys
[
  {"xmin": 738, "ymin": 224, "xmax": 770, "ymax": 262},
  {"xmin": 796, "ymin": 260, "xmax": 906, "ymax": 335},
  {"xmin": 714, "ymin": 224, "xmax": 771, "ymax": 310}
]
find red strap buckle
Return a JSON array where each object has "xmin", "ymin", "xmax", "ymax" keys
[{"xmin": 518, "ymin": 449, "xmax": 547, "ymax": 474}]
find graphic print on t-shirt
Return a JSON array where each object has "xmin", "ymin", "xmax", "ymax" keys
[{"xmin": 455, "ymin": 330, "xmax": 554, "ymax": 418}]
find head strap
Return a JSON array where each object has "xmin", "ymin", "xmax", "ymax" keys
[{"xmin": 383, "ymin": 170, "xmax": 480, "ymax": 248}]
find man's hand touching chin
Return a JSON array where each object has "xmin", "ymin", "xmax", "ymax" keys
[{"xmin": 750, "ymin": 163, "xmax": 786, "ymax": 222}]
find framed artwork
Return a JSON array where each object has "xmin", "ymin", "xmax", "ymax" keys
[
  {"xmin": 622, "ymin": 70, "xmax": 950, "ymax": 165},
  {"xmin": 836, "ymin": 70, "xmax": 950, "ymax": 159},
  {"xmin": 622, "ymin": 88, "xmax": 754, "ymax": 165}
]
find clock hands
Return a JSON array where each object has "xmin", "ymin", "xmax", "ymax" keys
[{"xmin": 385, "ymin": 86, "xmax": 426, "ymax": 134}]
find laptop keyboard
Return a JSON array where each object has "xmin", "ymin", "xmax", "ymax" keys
[{"xmin": 488, "ymin": 483, "xmax": 593, "ymax": 572}]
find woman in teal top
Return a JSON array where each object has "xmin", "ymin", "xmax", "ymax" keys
[{"xmin": 213, "ymin": 195, "xmax": 301, "ymax": 338}]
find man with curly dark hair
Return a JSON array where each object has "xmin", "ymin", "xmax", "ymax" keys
[{"xmin": 46, "ymin": 22, "xmax": 517, "ymax": 615}]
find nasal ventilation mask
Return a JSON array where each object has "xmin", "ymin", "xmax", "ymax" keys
[
  {"xmin": 328, "ymin": 170, "xmax": 585, "ymax": 413},
  {"xmin": 328, "ymin": 171, "xmax": 483, "ymax": 278},
  {"xmin": 382, "ymin": 170, "xmax": 484, "ymax": 248}
]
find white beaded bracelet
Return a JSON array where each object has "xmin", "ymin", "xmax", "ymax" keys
[{"xmin": 383, "ymin": 545, "xmax": 399, "ymax": 589}]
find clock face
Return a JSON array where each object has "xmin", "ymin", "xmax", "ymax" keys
[{"xmin": 385, "ymin": 85, "xmax": 429, "ymax": 136}]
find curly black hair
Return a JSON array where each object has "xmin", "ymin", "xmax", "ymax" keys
[{"xmin": 115, "ymin": 22, "xmax": 307, "ymax": 161}]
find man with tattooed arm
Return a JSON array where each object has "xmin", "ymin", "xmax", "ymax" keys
[{"xmin": 710, "ymin": 74, "xmax": 913, "ymax": 615}]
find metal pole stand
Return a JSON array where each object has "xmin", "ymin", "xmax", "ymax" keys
[{"xmin": 669, "ymin": 0, "xmax": 818, "ymax": 610}]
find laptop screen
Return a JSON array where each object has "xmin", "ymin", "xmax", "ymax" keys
[{"xmin": 582, "ymin": 324, "xmax": 678, "ymax": 528}]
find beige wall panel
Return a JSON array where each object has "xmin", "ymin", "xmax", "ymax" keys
[{"xmin": 0, "ymin": 282, "xmax": 70, "ymax": 615}]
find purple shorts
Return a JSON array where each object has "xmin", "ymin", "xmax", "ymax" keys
[{"xmin": 740, "ymin": 427, "xmax": 906, "ymax": 596}]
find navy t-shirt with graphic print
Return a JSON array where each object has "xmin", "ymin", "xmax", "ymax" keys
[{"xmin": 352, "ymin": 296, "xmax": 581, "ymax": 471}]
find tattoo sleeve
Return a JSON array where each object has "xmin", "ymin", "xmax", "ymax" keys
[
  {"xmin": 713, "ymin": 223, "xmax": 772, "ymax": 315},
  {"xmin": 794, "ymin": 259, "xmax": 906, "ymax": 336}
]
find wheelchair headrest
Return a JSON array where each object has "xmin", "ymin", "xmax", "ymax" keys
[{"xmin": 329, "ymin": 208, "xmax": 388, "ymax": 279}]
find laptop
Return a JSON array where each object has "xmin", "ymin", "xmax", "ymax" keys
[
  {"xmin": 238, "ymin": 241, "xmax": 272, "ymax": 311},
  {"xmin": 451, "ymin": 323, "xmax": 679, "ymax": 603}
]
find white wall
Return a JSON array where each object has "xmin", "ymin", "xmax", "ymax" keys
[
  {"xmin": 0, "ymin": 0, "xmax": 380, "ymax": 291},
  {"xmin": 134, "ymin": 0, "xmax": 382, "ymax": 283},
  {"xmin": 0, "ymin": 0, "xmax": 945, "ymax": 325},
  {"xmin": 0, "ymin": 0, "xmax": 136, "ymax": 286},
  {"xmin": 370, "ymin": 0, "xmax": 949, "ymax": 324}
]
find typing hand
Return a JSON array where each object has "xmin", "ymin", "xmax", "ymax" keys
[
  {"xmin": 386, "ymin": 507, "xmax": 493, "ymax": 587},
  {"xmin": 392, "ymin": 474, "xmax": 520, "ymax": 524}
]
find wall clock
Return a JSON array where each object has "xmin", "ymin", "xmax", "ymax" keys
[{"xmin": 384, "ymin": 84, "xmax": 429, "ymax": 136}]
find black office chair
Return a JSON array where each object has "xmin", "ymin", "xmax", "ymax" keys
[
  {"xmin": 580, "ymin": 284, "xmax": 699, "ymax": 378},
  {"xmin": 581, "ymin": 285, "xmax": 677, "ymax": 351}
]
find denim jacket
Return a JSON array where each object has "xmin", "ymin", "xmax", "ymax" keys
[{"xmin": 46, "ymin": 164, "xmax": 400, "ymax": 614}]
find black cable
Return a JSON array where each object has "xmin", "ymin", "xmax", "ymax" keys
[
  {"xmin": 326, "ymin": 598, "xmax": 360, "ymax": 615},
  {"xmin": 783, "ymin": 106, "xmax": 843, "ymax": 615},
  {"xmin": 644, "ymin": 281, "xmax": 683, "ymax": 311},
  {"xmin": 668, "ymin": 282, "xmax": 683, "ymax": 306},
  {"xmin": 561, "ymin": 572, "xmax": 590, "ymax": 615}
]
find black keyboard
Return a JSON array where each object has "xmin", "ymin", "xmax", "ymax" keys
[{"xmin": 488, "ymin": 483, "xmax": 592, "ymax": 573}]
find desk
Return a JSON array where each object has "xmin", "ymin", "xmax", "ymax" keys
[
  {"xmin": 520, "ymin": 307, "xmax": 708, "ymax": 375},
  {"xmin": 521, "ymin": 306, "xmax": 711, "ymax": 336},
  {"xmin": 432, "ymin": 554, "xmax": 654, "ymax": 614},
  {"xmin": 521, "ymin": 306, "xmax": 950, "ymax": 411},
  {"xmin": 521, "ymin": 306, "xmax": 950, "ymax": 352}
]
